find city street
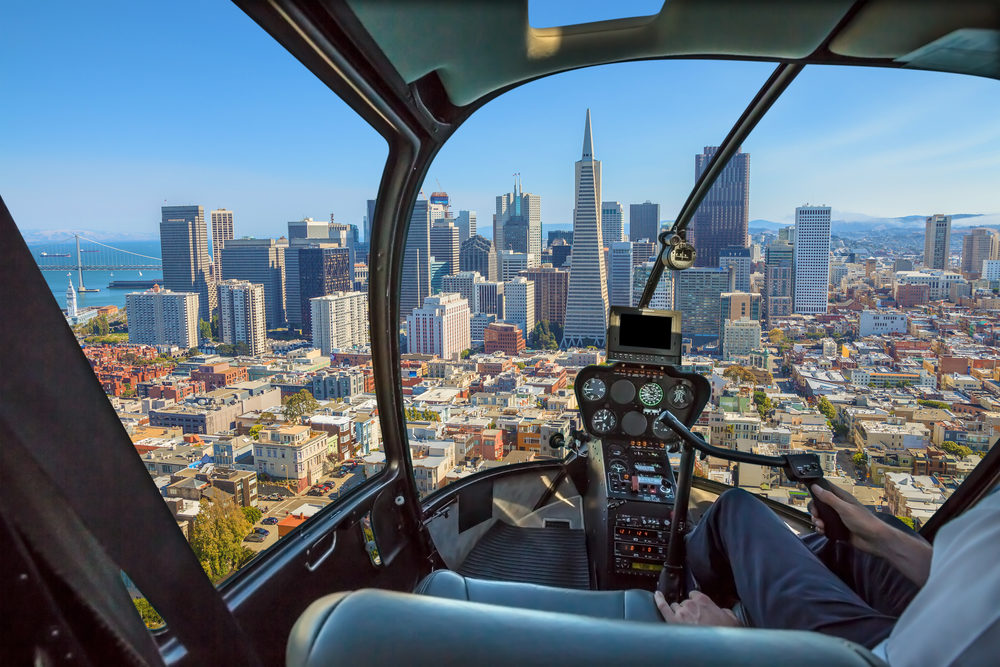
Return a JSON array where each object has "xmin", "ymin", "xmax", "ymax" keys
[{"xmin": 246, "ymin": 467, "xmax": 367, "ymax": 553}]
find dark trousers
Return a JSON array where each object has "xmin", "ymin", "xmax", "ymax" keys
[{"xmin": 686, "ymin": 488, "xmax": 920, "ymax": 648}]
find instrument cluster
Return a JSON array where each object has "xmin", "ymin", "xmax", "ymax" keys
[{"xmin": 575, "ymin": 363, "xmax": 707, "ymax": 441}]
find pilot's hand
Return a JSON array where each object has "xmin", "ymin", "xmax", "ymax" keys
[
  {"xmin": 655, "ymin": 590, "xmax": 742, "ymax": 627},
  {"xmin": 810, "ymin": 484, "xmax": 886, "ymax": 555}
]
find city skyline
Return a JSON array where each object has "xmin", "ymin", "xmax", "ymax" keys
[{"xmin": 4, "ymin": 3, "xmax": 1000, "ymax": 239}]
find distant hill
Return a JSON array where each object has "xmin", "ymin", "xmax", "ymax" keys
[
  {"xmin": 751, "ymin": 212, "xmax": 998, "ymax": 236},
  {"xmin": 17, "ymin": 227, "xmax": 159, "ymax": 243}
]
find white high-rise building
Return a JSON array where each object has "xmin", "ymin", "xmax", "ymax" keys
[
  {"xmin": 633, "ymin": 262, "xmax": 673, "ymax": 309},
  {"xmin": 608, "ymin": 241, "xmax": 634, "ymax": 307},
  {"xmin": 719, "ymin": 246, "xmax": 752, "ymax": 293},
  {"xmin": 311, "ymin": 291, "xmax": 369, "ymax": 356},
  {"xmin": 503, "ymin": 276, "xmax": 535, "ymax": 337},
  {"xmin": 601, "ymin": 202, "xmax": 625, "ymax": 249},
  {"xmin": 723, "ymin": 318, "xmax": 762, "ymax": 360},
  {"xmin": 442, "ymin": 271, "xmax": 484, "ymax": 311},
  {"xmin": 210, "ymin": 209, "xmax": 234, "ymax": 272},
  {"xmin": 793, "ymin": 205, "xmax": 831, "ymax": 315},
  {"xmin": 126, "ymin": 286, "xmax": 199, "ymax": 349},
  {"xmin": 406, "ymin": 292, "xmax": 471, "ymax": 360},
  {"xmin": 455, "ymin": 210, "xmax": 477, "ymax": 244},
  {"xmin": 562, "ymin": 109, "xmax": 609, "ymax": 348},
  {"xmin": 982, "ymin": 259, "xmax": 1000, "ymax": 282},
  {"xmin": 498, "ymin": 250, "xmax": 537, "ymax": 282},
  {"xmin": 217, "ymin": 280, "xmax": 267, "ymax": 356}
]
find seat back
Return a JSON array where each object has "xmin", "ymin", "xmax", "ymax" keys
[{"xmin": 288, "ymin": 588, "xmax": 884, "ymax": 667}]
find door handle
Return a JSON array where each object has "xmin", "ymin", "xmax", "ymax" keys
[{"xmin": 305, "ymin": 531, "xmax": 337, "ymax": 572}]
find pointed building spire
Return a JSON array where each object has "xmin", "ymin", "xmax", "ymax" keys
[{"xmin": 582, "ymin": 108, "xmax": 594, "ymax": 160}]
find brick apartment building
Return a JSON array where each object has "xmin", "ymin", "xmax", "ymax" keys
[{"xmin": 190, "ymin": 362, "xmax": 249, "ymax": 390}]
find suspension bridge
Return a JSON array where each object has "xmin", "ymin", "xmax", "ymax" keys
[
  {"xmin": 32, "ymin": 234, "xmax": 163, "ymax": 292},
  {"xmin": 32, "ymin": 234, "xmax": 163, "ymax": 271}
]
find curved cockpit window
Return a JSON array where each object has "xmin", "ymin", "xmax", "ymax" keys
[
  {"xmin": 400, "ymin": 57, "xmax": 999, "ymax": 516},
  {"xmin": 4, "ymin": 0, "xmax": 389, "ymax": 599}
]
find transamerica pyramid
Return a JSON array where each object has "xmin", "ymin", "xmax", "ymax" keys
[{"xmin": 561, "ymin": 109, "xmax": 609, "ymax": 348}]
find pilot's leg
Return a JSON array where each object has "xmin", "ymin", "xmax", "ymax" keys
[
  {"xmin": 801, "ymin": 513, "xmax": 920, "ymax": 618},
  {"xmin": 685, "ymin": 488, "xmax": 896, "ymax": 648}
]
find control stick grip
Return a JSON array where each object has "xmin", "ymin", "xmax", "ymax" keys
[
  {"xmin": 808, "ymin": 478, "xmax": 850, "ymax": 542},
  {"xmin": 783, "ymin": 454, "xmax": 850, "ymax": 543}
]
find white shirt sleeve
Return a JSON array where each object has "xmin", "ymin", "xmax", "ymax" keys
[{"xmin": 882, "ymin": 487, "xmax": 1000, "ymax": 666}]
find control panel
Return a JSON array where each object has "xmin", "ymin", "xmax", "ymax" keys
[
  {"xmin": 577, "ymin": 363, "xmax": 710, "ymax": 588},
  {"xmin": 612, "ymin": 509, "xmax": 672, "ymax": 577}
]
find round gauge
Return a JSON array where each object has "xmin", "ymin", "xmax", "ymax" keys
[
  {"xmin": 581, "ymin": 377, "xmax": 606, "ymax": 401},
  {"xmin": 667, "ymin": 382, "xmax": 694, "ymax": 409},
  {"xmin": 622, "ymin": 411, "xmax": 648, "ymax": 437},
  {"xmin": 610, "ymin": 379, "xmax": 636, "ymax": 404},
  {"xmin": 608, "ymin": 444, "xmax": 625, "ymax": 458},
  {"xmin": 608, "ymin": 460, "xmax": 627, "ymax": 476},
  {"xmin": 652, "ymin": 417, "xmax": 674, "ymax": 441},
  {"xmin": 638, "ymin": 382, "xmax": 664, "ymax": 407},
  {"xmin": 591, "ymin": 409, "xmax": 617, "ymax": 434}
]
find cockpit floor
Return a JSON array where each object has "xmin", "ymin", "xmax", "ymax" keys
[{"xmin": 457, "ymin": 521, "xmax": 590, "ymax": 589}]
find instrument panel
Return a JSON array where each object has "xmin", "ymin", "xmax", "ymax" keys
[
  {"xmin": 575, "ymin": 363, "xmax": 707, "ymax": 442},
  {"xmin": 577, "ymin": 363, "xmax": 711, "ymax": 585}
]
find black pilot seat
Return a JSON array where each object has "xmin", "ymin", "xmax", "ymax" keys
[{"xmin": 286, "ymin": 570, "xmax": 883, "ymax": 667}]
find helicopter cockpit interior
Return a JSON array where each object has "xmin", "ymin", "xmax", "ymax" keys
[{"xmin": 2, "ymin": 1, "xmax": 999, "ymax": 666}]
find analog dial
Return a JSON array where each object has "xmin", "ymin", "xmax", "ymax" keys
[
  {"xmin": 667, "ymin": 382, "xmax": 694, "ymax": 409},
  {"xmin": 608, "ymin": 461, "xmax": 627, "ymax": 476},
  {"xmin": 591, "ymin": 409, "xmax": 617, "ymax": 434},
  {"xmin": 638, "ymin": 382, "xmax": 664, "ymax": 407},
  {"xmin": 652, "ymin": 416, "xmax": 673, "ymax": 441},
  {"xmin": 581, "ymin": 377, "xmax": 606, "ymax": 401}
]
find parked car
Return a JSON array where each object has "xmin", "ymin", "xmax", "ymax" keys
[
  {"xmin": 306, "ymin": 488, "xmax": 323, "ymax": 496},
  {"xmin": 262, "ymin": 517, "xmax": 279, "ymax": 525},
  {"xmin": 244, "ymin": 533, "xmax": 266, "ymax": 543},
  {"xmin": 254, "ymin": 528, "xmax": 270, "ymax": 536}
]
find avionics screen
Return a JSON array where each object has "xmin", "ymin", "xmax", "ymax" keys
[{"xmin": 618, "ymin": 313, "xmax": 673, "ymax": 350}]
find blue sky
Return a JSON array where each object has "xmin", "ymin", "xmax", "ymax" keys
[{"xmin": 3, "ymin": 1, "xmax": 998, "ymax": 240}]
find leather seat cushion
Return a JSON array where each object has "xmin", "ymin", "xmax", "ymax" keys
[
  {"xmin": 414, "ymin": 569, "xmax": 662, "ymax": 623},
  {"xmin": 287, "ymin": 588, "xmax": 884, "ymax": 667}
]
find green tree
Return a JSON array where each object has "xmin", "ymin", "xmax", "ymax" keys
[
  {"xmin": 242, "ymin": 505, "xmax": 263, "ymax": 525},
  {"xmin": 940, "ymin": 440, "xmax": 973, "ymax": 457},
  {"xmin": 817, "ymin": 396, "xmax": 837, "ymax": 421},
  {"xmin": 528, "ymin": 321, "xmax": 559, "ymax": 350},
  {"xmin": 753, "ymin": 390, "xmax": 772, "ymax": 420},
  {"xmin": 768, "ymin": 328, "xmax": 784, "ymax": 344},
  {"xmin": 189, "ymin": 498, "xmax": 254, "ymax": 583},
  {"xmin": 852, "ymin": 451, "xmax": 868, "ymax": 467},
  {"xmin": 460, "ymin": 348, "xmax": 472, "ymax": 359},
  {"xmin": 723, "ymin": 365, "xmax": 756, "ymax": 384},
  {"xmin": 896, "ymin": 516, "xmax": 915, "ymax": 530},
  {"xmin": 248, "ymin": 424, "xmax": 263, "ymax": 440},
  {"xmin": 187, "ymin": 347, "xmax": 200, "ymax": 357},
  {"xmin": 199, "ymin": 318, "xmax": 212, "ymax": 341},
  {"xmin": 132, "ymin": 597, "xmax": 164, "ymax": 629},
  {"xmin": 283, "ymin": 389, "xmax": 319, "ymax": 424},
  {"xmin": 211, "ymin": 313, "xmax": 220, "ymax": 339},
  {"xmin": 917, "ymin": 399, "xmax": 950, "ymax": 410}
]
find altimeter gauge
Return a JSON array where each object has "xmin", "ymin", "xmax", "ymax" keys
[
  {"xmin": 591, "ymin": 409, "xmax": 617, "ymax": 434},
  {"xmin": 581, "ymin": 377, "xmax": 606, "ymax": 401}
]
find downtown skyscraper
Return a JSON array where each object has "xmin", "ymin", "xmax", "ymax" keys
[
  {"xmin": 562, "ymin": 109, "xmax": 609, "ymax": 348},
  {"xmin": 160, "ymin": 205, "xmax": 215, "ymax": 321},
  {"xmin": 689, "ymin": 146, "xmax": 750, "ymax": 267},
  {"xmin": 494, "ymin": 176, "xmax": 541, "ymax": 257},
  {"xmin": 923, "ymin": 214, "xmax": 951, "ymax": 270},
  {"xmin": 401, "ymin": 199, "xmax": 432, "ymax": 316},
  {"xmin": 210, "ymin": 209, "xmax": 234, "ymax": 273},
  {"xmin": 793, "ymin": 205, "xmax": 831, "ymax": 315}
]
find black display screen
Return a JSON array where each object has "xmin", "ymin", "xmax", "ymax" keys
[{"xmin": 618, "ymin": 313, "xmax": 673, "ymax": 350}]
